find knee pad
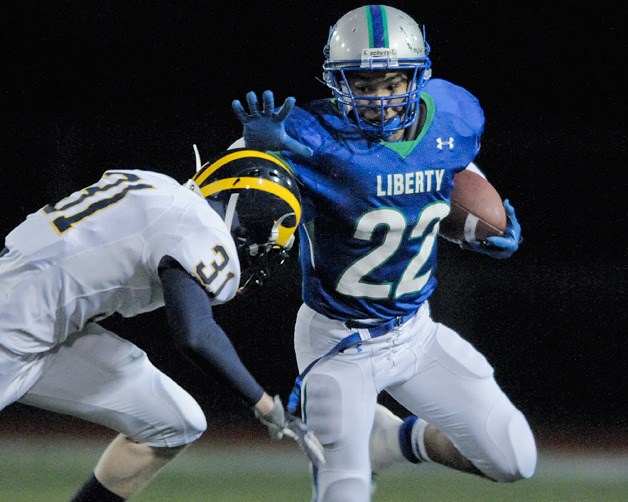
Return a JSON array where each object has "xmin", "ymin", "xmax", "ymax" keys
[
  {"xmin": 505, "ymin": 408, "xmax": 537, "ymax": 480},
  {"xmin": 303, "ymin": 373, "xmax": 344, "ymax": 445},
  {"xmin": 107, "ymin": 360, "xmax": 207, "ymax": 448},
  {"xmin": 484, "ymin": 398, "xmax": 537, "ymax": 482},
  {"xmin": 137, "ymin": 370, "xmax": 207, "ymax": 447},
  {"xmin": 316, "ymin": 477, "xmax": 371, "ymax": 502}
]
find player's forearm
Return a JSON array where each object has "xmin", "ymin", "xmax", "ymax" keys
[
  {"xmin": 158, "ymin": 255, "xmax": 265, "ymax": 406},
  {"xmin": 176, "ymin": 325, "xmax": 265, "ymax": 406}
]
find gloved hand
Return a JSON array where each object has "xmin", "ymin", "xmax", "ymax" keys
[
  {"xmin": 461, "ymin": 199, "xmax": 522, "ymax": 259},
  {"xmin": 255, "ymin": 394, "xmax": 326, "ymax": 467},
  {"xmin": 232, "ymin": 90, "xmax": 313, "ymax": 158}
]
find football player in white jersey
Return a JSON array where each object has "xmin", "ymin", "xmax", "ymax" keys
[{"xmin": 0, "ymin": 148, "xmax": 324, "ymax": 501}]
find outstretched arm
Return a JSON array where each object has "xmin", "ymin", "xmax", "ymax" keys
[
  {"xmin": 158, "ymin": 256, "xmax": 324, "ymax": 466},
  {"xmin": 158, "ymin": 255, "xmax": 265, "ymax": 405},
  {"xmin": 232, "ymin": 90, "xmax": 313, "ymax": 157}
]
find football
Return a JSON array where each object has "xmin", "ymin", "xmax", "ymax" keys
[{"xmin": 439, "ymin": 169, "xmax": 507, "ymax": 243}]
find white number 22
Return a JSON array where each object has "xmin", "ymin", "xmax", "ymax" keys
[{"xmin": 336, "ymin": 202, "xmax": 450, "ymax": 299}]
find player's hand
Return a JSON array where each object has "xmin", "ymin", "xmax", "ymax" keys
[
  {"xmin": 232, "ymin": 90, "xmax": 314, "ymax": 158},
  {"xmin": 282, "ymin": 414, "xmax": 327, "ymax": 468},
  {"xmin": 461, "ymin": 199, "xmax": 522, "ymax": 259},
  {"xmin": 255, "ymin": 394, "xmax": 326, "ymax": 467}
]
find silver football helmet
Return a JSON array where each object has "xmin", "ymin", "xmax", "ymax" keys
[{"xmin": 322, "ymin": 5, "xmax": 432, "ymax": 139}]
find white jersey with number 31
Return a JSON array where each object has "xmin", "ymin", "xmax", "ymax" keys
[{"xmin": 0, "ymin": 169, "xmax": 239, "ymax": 356}]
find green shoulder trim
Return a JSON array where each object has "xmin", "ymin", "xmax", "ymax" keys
[{"xmin": 382, "ymin": 91, "xmax": 435, "ymax": 157}]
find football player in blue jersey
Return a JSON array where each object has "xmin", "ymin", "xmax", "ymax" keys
[
  {"xmin": 231, "ymin": 5, "xmax": 536, "ymax": 500},
  {"xmin": 0, "ymin": 149, "xmax": 324, "ymax": 501}
]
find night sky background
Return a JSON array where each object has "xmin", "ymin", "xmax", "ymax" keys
[{"xmin": 1, "ymin": 1, "xmax": 625, "ymax": 444}]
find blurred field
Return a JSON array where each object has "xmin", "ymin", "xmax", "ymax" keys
[{"xmin": 0, "ymin": 434, "xmax": 626, "ymax": 501}]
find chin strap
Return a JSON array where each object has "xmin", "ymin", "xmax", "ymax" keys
[{"xmin": 404, "ymin": 115, "xmax": 419, "ymax": 141}]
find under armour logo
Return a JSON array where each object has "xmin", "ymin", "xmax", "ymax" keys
[{"xmin": 436, "ymin": 137, "xmax": 454, "ymax": 150}]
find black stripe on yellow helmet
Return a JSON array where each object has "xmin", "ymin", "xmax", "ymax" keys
[
  {"xmin": 192, "ymin": 149, "xmax": 294, "ymax": 187},
  {"xmin": 199, "ymin": 176, "xmax": 301, "ymax": 248}
]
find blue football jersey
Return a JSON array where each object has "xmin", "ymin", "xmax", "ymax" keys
[{"xmin": 281, "ymin": 79, "xmax": 484, "ymax": 321}]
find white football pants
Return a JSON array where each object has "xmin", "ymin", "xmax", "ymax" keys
[
  {"xmin": 294, "ymin": 302, "xmax": 537, "ymax": 501},
  {"xmin": 0, "ymin": 322, "xmax": 206, "ymax": 447}
]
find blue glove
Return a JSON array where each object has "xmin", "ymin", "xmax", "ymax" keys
[
  {"xmin": 232, "ymin": 90, "xmax": 313, "ymax": 158},
  {"xmin": 461, "ymin": 199, "xmax": 522, "ymax": 259}
]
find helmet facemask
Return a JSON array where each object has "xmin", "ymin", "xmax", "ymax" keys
[
  {"xmin": 236, "ymin": 242, "xmax": 291, "ymax": 295},
  {"xmin": 327, "ymin": 66, "xmax": 426, "ymax": 140},
  {"xmin": 225, "ymin": 193, "xmax": 297, "ymax": 295}
]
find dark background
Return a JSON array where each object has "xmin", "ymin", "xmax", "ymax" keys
[{"xmin": 1, "ymin": 1, "xmax": 625, "ymax": 443}]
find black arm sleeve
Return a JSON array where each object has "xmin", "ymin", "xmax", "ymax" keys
[{"xmin": 158, "ymin": 255, "xmax": 265, "ymax": 407}]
